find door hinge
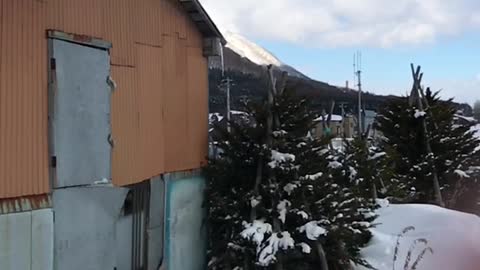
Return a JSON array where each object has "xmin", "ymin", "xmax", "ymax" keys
[
  {"xmin": 50, "ymin": 58, "xmax": 56, "ymax": 70},
  {"xmin": 51, "ymin": 156, "xmax": 57, "ymax": 168}
]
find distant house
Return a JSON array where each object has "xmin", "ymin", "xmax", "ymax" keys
[
  {"xmin": 0, "ymin": 1, "xmax": 224, "ymax": 269},
  {"xmin": 312, "ymin": 114, "xmax": 356, "ymax": 139}
]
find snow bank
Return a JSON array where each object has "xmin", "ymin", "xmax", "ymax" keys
[{"xmin": 356, "ymin": 202, "xmax": 480, "ymax": 270}]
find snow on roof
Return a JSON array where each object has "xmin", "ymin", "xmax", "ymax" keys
[
  {"xmin": 357, "ymin": 201, "xmax": 480, "ymax": 270},
  {"xmin": 314, "ymin": 114, "xmax": 343, "ymax": 122}
]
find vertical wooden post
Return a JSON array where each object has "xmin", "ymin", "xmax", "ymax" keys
[{"xmin": 409, "ymin": 64, "xmax": 444, "ymax": 207}]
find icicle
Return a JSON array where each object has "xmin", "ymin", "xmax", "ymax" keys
[{"xmin": 220, "ymin": 44, "xmax": 225, "ymax": 77}]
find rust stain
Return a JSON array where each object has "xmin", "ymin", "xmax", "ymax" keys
[{"xmin": 0, "ymin": 194, "xmax": 51, "ymax": 214}]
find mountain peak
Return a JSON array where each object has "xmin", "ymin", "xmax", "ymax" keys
[
  {"xmin": 222, "ymin": 32, "xmax": 308, "ymax": 79},
  {"xmin": 224, "ymin": 32, "xmax": 283, "ymax": 67}
]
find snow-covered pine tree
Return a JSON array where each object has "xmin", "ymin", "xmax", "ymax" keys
[
  {"xmin": 206, "ymin": 81, "xmax": 376, "ymax": 269},
  {"xmin": 342, "ymin": 137, "xmax": 407, "ymax": 201},
  {"xmin": 375, "ymin": 88, "xmax": 480, "ymax": 208}
]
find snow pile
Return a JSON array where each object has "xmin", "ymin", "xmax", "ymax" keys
[{"xmin": 356, "ymin": 202, "xmax": 480, "ymax": 270}]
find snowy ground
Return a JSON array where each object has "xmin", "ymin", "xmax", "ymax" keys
[{"xmin": 356, "ymin": 201, "xmax": 480, "ymax": 270}]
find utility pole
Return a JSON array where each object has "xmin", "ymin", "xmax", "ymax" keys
[
  {"xmin": 222, "ymin": 77, "xmax": 233, "ymax": 133},
  {"xmin": 354, "ymin": 51, "xmax": 363, "ymax": 136}
]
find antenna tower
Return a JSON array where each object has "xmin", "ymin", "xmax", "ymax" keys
[{"xmin": 354, "ymin": 51, "xmax": 363, "ymax": 135}]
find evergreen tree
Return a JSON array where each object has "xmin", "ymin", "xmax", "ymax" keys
[
  {"xmin": 375, "ymin": 89, "xmax": 480, "ymax": 207},
  {"xmin": 206, "ymin": 85, "xmax": 376, "ymax": 270},
  {"xmin": 342, "ymin": 137, "xmax": 408, "ymax": 201}
]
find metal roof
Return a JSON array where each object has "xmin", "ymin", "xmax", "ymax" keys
[{"xmin": 178, "ymin": 0, "xmax": 226, "ymax": 45}]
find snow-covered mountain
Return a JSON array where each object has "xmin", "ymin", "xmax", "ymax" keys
[
  {"xmin": 224, "ymin": 32, "xmax": 283, "ymax": 67},
  {"xmin": 215, "ymin": 32, "xmax": 309, "ymax": 79}
]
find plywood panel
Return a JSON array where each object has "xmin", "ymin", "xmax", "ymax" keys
[
  {"xmin": 136, "ymin": 44, "xmax": 165, "ymax": 179},
  {"xmin": 111, "ymin": 66, "xmax": 141, "ymax": 186},
  {"xmin": 0, "ymin": 0, "xmax": 48, "ymax": 198}
]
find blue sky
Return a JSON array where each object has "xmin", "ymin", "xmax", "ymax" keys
[
  {"xmin": 200, "ymin": 0, "xmax": 480, "ymax": 105},
  {"xmin": 256, "ymin": 35, "xmax": 480, "ymax": 104}
]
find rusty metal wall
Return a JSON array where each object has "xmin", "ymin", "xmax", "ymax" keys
[
  {"xmin": 0, "ymin": 0, "xmax": 209, "ymax": 197},
  {"xmin": 0, "ymin": 0, "xmax": 49, "ymax": 198}
]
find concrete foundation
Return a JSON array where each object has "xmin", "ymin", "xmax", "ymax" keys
[{"xmin": 0, "ymin": 209, "xmax": 53, "ymax": 270}]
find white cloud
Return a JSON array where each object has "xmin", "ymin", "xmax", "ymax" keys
[{"xmin": 200, "ymin": 0, "xmax": 480, "ymax": 48}]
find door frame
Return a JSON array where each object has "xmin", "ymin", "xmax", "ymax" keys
[{"xmin": 46, "ymin": 30, "xmax": 112, "ymax": 190}]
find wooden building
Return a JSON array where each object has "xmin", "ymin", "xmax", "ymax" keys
[
  {"xmin": 0, "ymin": 0, "xmax": 224, "ymax": 201},
  {"xmin": 0, "ymin": 1, "xmax": 224, "ymax": 269}
]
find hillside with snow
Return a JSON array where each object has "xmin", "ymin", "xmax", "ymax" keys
[
  {"xmin": 357, "ymin": 201, "xmax": 480, "ymax": 270},
  {"xmin": 225, "ymin": 32, "xmax": 283, "ymax": 67},
  {"xmin": 210, "ymin": 32, "xmax": 308, "ymax": 79}
]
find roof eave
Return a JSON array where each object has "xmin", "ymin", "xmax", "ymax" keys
[{"xmin": 178, "ymin": 0, "xmax": 227, "ymax": 45}]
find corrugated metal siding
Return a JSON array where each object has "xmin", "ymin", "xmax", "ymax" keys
[
  {"xmin": 0, "ymin": 0, "xmax": 49, "ymax": 198},
  {"xmin": 163, "ymin": 36, "xmax": 188, "ymax": 172},
  {"xmin": 136, "ymin": 44, "xmax": 165, "ymax": 181},
  {"xmin": 187, "ymin": 47, "xmax": 209, "ymax": 168},
  {"xmin": 103, "ymin": 0, "xmax": 136, "ymax": 67},
  {"xmin": 46, "ymin": 0, "xmax": 105, "ymax": 39},
  {"xmin": 135, "ymin": 0, "xmax": 163, "ymax": 47},
  {"xmin": 0, "ymin": 0, "xmax": 208, "ymax": 198},
  {"xmin": 111, "ymin": 65, "xmax": 141, "ymax": 186}
]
